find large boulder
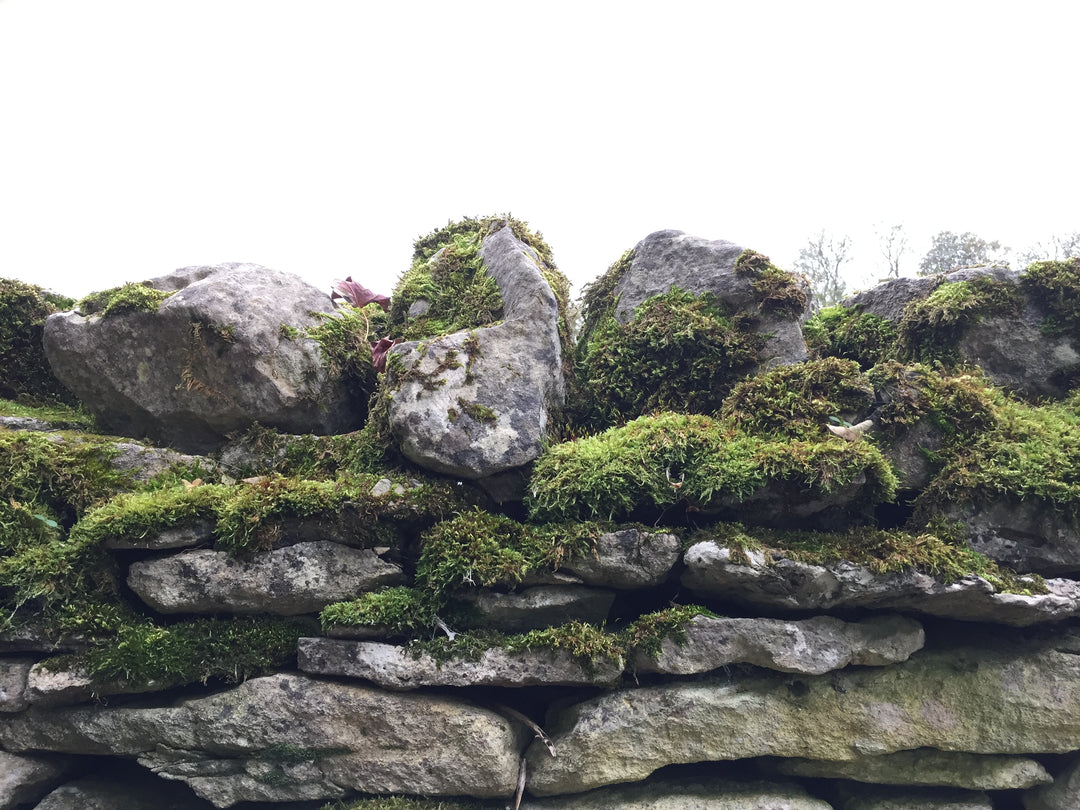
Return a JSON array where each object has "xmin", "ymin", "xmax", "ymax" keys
[
  {"xmin": 43, "ymin": 264, "xmax": 363, "ymax": 452},
  {"xmin": 385, "ymin": 224, "xmax": 565, "ymax": 485}
]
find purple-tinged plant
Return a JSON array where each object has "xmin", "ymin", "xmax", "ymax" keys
[
  {"xmin": 332, "ymin": 276, "xmax": 390, "ymax": 311},
  {"xmin": 370, "ymin": 336, "xmax": 401, "ymax": 373}
]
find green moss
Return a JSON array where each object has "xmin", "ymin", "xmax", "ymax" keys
[
  {"xmin": 734, "ymin": 249, "xmax": 809, "ymax": 318},
  {"xmin": 69, "ymin": 484, "xmax": 228, "ymax": 547},
  {"xmin": 302, "ymin": 303, "xmax": 382, "ymax": 405},
  {"xmin": 720, "ymin": 358, "xmax": 874, "ymax": 441},
  {"xmin": 803, "ymin": 305, "xmax": 899, "ymax": 368},
  {"xmin": 621, "ymin": 604, "xmax": 719, "ymax": 659},
  {"xmin": 527, "ymin": 412, "xmax": 897, "ymax": 523},
  {"xmin": 577, "ymin": 249, "xmax": 635, "ymax": 355},
  {"xmin": 0, "ymin": 398, "xmax": 94, "ymax": 428},
  {"xmin": 897, "ymin": 276, "xmax": 1022, "ymax": 363},
  {"xmin": 76, "ymin": 281, "xmax": 173, "ymax": 318},
  {"xmin": 455, "ymin": 397, "xmax": 496, "ymax": 424},
  {"xmin": 573, "ymin": 289, "xmax": 763, "ymax": 430},
  {"xmin": 0, "ymin": 278, "xmax": 77, "ymax": 404},
  {"xmin": 320, "ymin": 587, "xmax": 440, "ymax": 634}
]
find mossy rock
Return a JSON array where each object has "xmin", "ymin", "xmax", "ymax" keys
[
  {"xmin": 803, "ymin": 304, "xmax": 899, "ymax": 368},
  {"xmin": 0, "ymin": 278, "xmax": 77, "ymax": 405}
]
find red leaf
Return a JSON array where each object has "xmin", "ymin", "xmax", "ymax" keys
[
  {"xmin": 333, "ymin": 276, "xmax": 390, "ymax": 311},
  {"xmin": 371, "ymin": 336, "xmax": 401, "ymax": 373}
]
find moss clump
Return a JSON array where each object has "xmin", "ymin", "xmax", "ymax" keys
[
  {"xmin": 897, "ymin": 276, "xmax": 1022, "ymax": 363},
  {"xmin": 320, "ymin": 587, "xmax": 440, "ymax": 635},
  {"xmin": 70, "ymin": 484, "xmax": 229, "ymax": 547},
  {"xmin": 803, "ymin": 305, "xmax": 899, "ymax": 368},
  {"xmin": 733, "ymin": 250, "xmax": 809, "ymax": 318},
  {"xmin": 527, "ymin": 412, "xmax": 897, "ymax": 523},
  {"xmin": 576, "ymin": 249, "xmax": 635, "ymax": 354},
  {"xmin": 76, "ymin": 281, "xmax": 173, "ymax": 318},
  {"xmin": 620, "ymin": 604, "xmax": 719, "ymax": 659},
  {"xmin": 698, "ymin": 521, "xmax": 1042, "ymax": 594},
  {"xmin": 1022, "ymin": 257, "xmax": 1080, "ymax": 335},
  {"xmin": 720, "ymin": 358, "xmax": 874, "ymax": 441},
  {"xmin": 290, "ymin": 303, "xmax": 382, "ymax": 410},
  {"xmin": 573, "ymin": 289, "xmax": 763, "ymax": 430},
  {"xmin": 0, "ymin": 278, "xmax": 77, "ymax": 405},
  {"xmin": 0, "ymin": 398, "xmax": 94, "ymax": 428}
]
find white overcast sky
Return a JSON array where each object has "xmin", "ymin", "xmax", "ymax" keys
[{"xmin": 1, "ymin": 0, "xmax": 1077, "ymax": 300}]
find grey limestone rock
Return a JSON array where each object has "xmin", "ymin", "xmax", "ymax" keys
[
  {"xmin": 630, "ymin": 614, "xmax": 924, "ymax": 676},
  {"xmin": 0, "ymin": 751, "xmax": 72, "ymax": 810},
  {"xmin": 455, "ymin": 585, "xmax": 616, "ymax": 632},
  {"xmin": 524, "ymin": 625, "xmax": 1080, "ymax": 795},
  {"xmin": 297, "ymin": 638, "xmax": 623, "ymax": 689},
  {"xmin": 386, "ymin": 224, "xmax": 565, "ymax": 483},
  {"xmin": 0, "ymin": 673, "xmax": 524, "ymax": 806},
  {"xmin": 127, "ymin": 541, "xmax": 405, "ymax": 615},
  {"xmin": 1024, "ymin": 751, "xmax": 1080, "ymax": 809},
  {"xmin": 775, "ymin": 749, "xmax": 1052, "ymax": 790},
  {"xmin": 0, "ymin": 656, "xmax": 32, "ymax": 712},
  {"xmin": 681, "ymin": 540, "xmax": 1080, "ymax": 626},
  {"xmin": 44, "ymin": 263, "xmax": 362, "ymax": 452},
  {"xmin": 104, "ymin": 518, "xmax": 215, "ymax": 550},
  {"xmin": 26, "ymin": 660, "xmax": 178, "ymax": 708},
  {"xmin": 612, "ymin": 230, "xmax": 811, "ymax": 369},
  {"xmin": 560, "ymin": 527, "xmax": 681, "ymax": 589},
  {"xmin": 946, "ymin": 498, "xmax": 1080, "ymax": 576},
  {"xmin": 518, "ymin": 776, "xmax": 832, "ymax": 809}
]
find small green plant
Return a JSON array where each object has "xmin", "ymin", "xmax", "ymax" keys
[
  {"xmin": 76, "ymin": 282, "xmax": 173, "ymax": 318},
  {"xmin": 803, "ymin": 305, "xmax": 899, "ymax": 368}
]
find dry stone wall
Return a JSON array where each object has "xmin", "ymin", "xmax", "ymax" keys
[{"xmin": 4, "ymin": 222, "xmax": 1080, "ymax": 810}]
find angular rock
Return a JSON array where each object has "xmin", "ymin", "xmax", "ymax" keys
[
  {"xmin": 946, "ymin": 498, "xmax": 1080, "ymax": 576},
  {"xmin": 386, "ymin": 224, "xmax": 565, "ymax": 482},
  {"xmin": 108, "ymin": 442, "xmax": 213, "ymax": 483},
  {"xmin": 611, "ymin": 230, "xmax": 811, "ymax": 368},
  {"xmin": 518, "ymin": 777, "xmax": 831, "ymax": 809},
  {"xmin": 44, "ymin": 264, "xmax": 362, "ymax": 452},
  {"xmin": 455, "ymin": 585, "xmax": 616, "ymax": 632},
  {"xmin": 630, "ymin": 614, "xmax": 924, "ymax": 677},
  {"xmin": 1025, "ymin": 751, "xmax": 1080, "ymax": 809},
  {"xmin": 524, "ymin": 625, "xmax": 1080, "ymax": 795},
  {"xmin": 127, "ymin": 541, "xmax": 405, "ymax": 615},
  {"xmin": 560, "ymin": 528, "xmax": 681, "ymax": 589},
  {"xmin": 104, "ymin": 518, "xmax": 215, "ymax": 550},
  {"xmin": 0, "ymin": 673, "xmax": 524, "ymax": 806},
  {"xmin": 682, "ymin": 540, "xmax": 1080, "ymax": 626},
  {"xmin": 0, "ymin": 656, "xmax": 32, "ymax": 712},
  {"xmin": 775, "ymin": 749, "xmax": 1052, "ymax": 790},
  {"xmin": 32, "ymin": 774, "xmax": 215, "ymax": 810},
  {"xmin": 840, "ymin": 785, "xmax": 993, "ymax": 810},
  {"xmin": 26, "ymin": 660, "xmax": 177, "ymax": 708},
  {"xmin": 297, "ymin": 638, "xmax": 623, "ymax": 689},
  {"xmin": 0, "ymin": 751, "xmax": 72, "ymax": 810}
]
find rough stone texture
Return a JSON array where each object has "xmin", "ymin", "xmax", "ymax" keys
[
  {"xmin": 43, "ymin": 263, "xmax": 361, "ymax": 452},
  {"xmin": 108, "ymin": 442, "xmax": 213, "ymax": 483},
  {"xmin": 844, "ymin": 275, "xmax": 939, "ymax": 322},
  {"xmin": 1024, "ymin": 752, "xmax": 1080, "ymax": 809},
  {"xmin": 524, "ymin": 625, "xmax": 1080, "ymax": 795},
  {"xmin": 0, "ymin": 751, "xmax": 71, "ymax": 810},
  {"xmin": 127, "ymin": 541, "xmax": 405, "ymax": 615},
  {"xmin": 0, "ymin": 656, "xmax": 32, "ymax": 712},
  {"xmin": 298, "ymin": 638, "xmax": 623, "ymax": 689},
  {"xmin": 518, "ymin": 777, "xmax": 832, "ymax": 809},
  {"xmin": 630, "ymin": 614, "xmax": 924, "ymax": 676},
  {"xmin": 560, "ymin": 528, "xmax": 681, "ymax": 589},
  {"xmin": 26, "ymin": 660, "xmax": 177, "ymax": 708},
  {"xmin": 879, "ymin": 419, "xmax": 944, "ymax": 491},
  {"xmin": 386, "ymin": 224, "xmax": 565, "ymax": 482},
  {"xmin": 455, "ymin": 585, "xmax": 616, "ymax": 632},
  {"xmin": 681, "ymin": 540, "xmax": 1080, "ymax": 626},
  {"xmin": 32, "ymin": 775, "xmax": 215, "ymax": 810},
  {"xmin": 104, "ymin": 518, "xmax": 215, "ymax": 550},
  {"xmin": 612, "ymin": 230, "xmax": 811, "ymax": 369},
  {"xmin": 774, "ymin": 749, "xmax": 1052, "ymax": 790},
  {"xmin": 839, "ymin": 785, "xmax": 993, "ymax": 810},
  {"xmin": 946, "ymin": 498, "xmax": 1080, "ymax": 576},
  {"xmin": 0, "ymin": 673, "xmax": 524, "ymax": 807}
]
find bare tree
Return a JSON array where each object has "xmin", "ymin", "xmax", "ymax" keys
[
  {"xmin": 875, "ymin": 223, "xmax": 908, "ymax": 279},
  {"xmin": 918, "ymin": 231, "xmax": 1007, "ymax": 276},
  {"xmin": 792, "ymin": 230, "xmax": 852, "ymax": 308},
  {"xmin": 1015, "ymin": 231, "xmax": 1080, "ymax": 268}
]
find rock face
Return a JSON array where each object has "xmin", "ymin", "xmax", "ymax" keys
[
  {"xmin": 0, "ymin": 751, "xmax": 71, "ymax": 810},
  {"xmin": 386, "ymin": 225, "xmax": 565, "ymax": 483},
  {"xmin": 945, "ymin": 498, "xmax": 1080, "ymax": 575},
  {"xmin": 559, "ymin": 528, "xmax": 681, "ymax": 588},
  {"xmin": 0, "ymin": 673, "xmax": 524, "ymax": 807},
  {"xmin": 43, "ymin": 264, "xmax": 361, "ymax": 451},
  {"xmin": 455, "ymin": 585, "xmax": 616, "ymax": 632},
  {"xmin": 612, "ymin": 230, "xmax": 811, "ymax": 368},
  {"xmin": 518, "ymin": 776, "xmax": 833, "ymax": 809},
  {"xmin": 525, "ymin": 626, "xmax": 1080, "ymax": 796},
  {"xmin": 127, "ymin": 541, "xmax": 405, "ymax": 615}
]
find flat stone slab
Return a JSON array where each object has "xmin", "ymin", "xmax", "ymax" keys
[
  {"xmin": 560, "ymin": 528, "xmax": 681, "ymax": 589},
  {"xmin": 298, "ymin": 638, "xmax": 623, "ymax": 689},
  {"xmin": 26, "ymin": 661, "xmax": 178, "ymax": 708},
  {"xmin": 455, "ymin": 585, "xmax": 616, "ymax": 632},
  {"xmin": 127, "ymin": 540, "xmax": 405, "ymax": 615},
  {"xmin": 682, "ymin": 540, "xmax": 1080, "ymax": 626},
  {"xmin": 524, "ymin": 625, "xmax": 1080, "ymax": 796},
  {"xmin": 774, "ymin": 748, "xmax": 1052, "ymax": 790},
  {"xmin": 630, "ymin": 614, "xmax": 924, "ymax": 676}
]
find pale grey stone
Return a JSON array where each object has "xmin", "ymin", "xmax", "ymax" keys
[
  {"xmin": 386, "ymin": 223, "xmax": 565, "ymax": 481},
  {"xmin": 630, "ymin": 614, "xmax": 924, "ymax": 676},
  {"xmin": 127, "ymin": 541, "xmax": 405, "ymax": 615},
  {"xmin": 44, "ymin": 264, "xmax": 362, "ymax": 452},
  {"xmin": 0, "ymin": 751, "xmax": 71, "ymax": 810},
  {"xmin": 946, "ymin": 498, "xmax": 1080, "ymax": 576},
  {"xmin": 775, "ymin": 749, "xmax": 1052, "ymax": 790},
  {"xmin": 1024, "ymin": 752, "xmax": 1080, "ymax": 809},
  {"xmin": 681, "ymin": 540, "xmax": 1080, "ymax": 626},
  {"xmin": 0, "ymin": 673, "xmax": 524, "ymax": 806},
  {"xmin": 297, "ymin": 638, "xmax": 623, "ymax": 689},
  {"xmin": 369, "ymin": 477, "xmax": 405, "ymax": 498},
  {"xmin": 456, "ymin": 585, "xmax": 616, "ymax": 632},
  {"xmin": 560, "ymin": 528, "xmax": 681, "ymax": 589},
  {"xmin": 0, "ymin": 656, "xmax": 32, "ymax": 712},
  {"xmin": 524, "ymin": 625, "xmax": 1080, "ymax": 795},
  {"xmin": 26, "ymin": 660, "xmax": 177, "ymax": 708},
  {"xmin": 519, "ymin": 776, "xmax": 832, "ymax": 809},
  {"xmin": 108, "ymin": 442, "xmax": 212, "ymax": 482}
]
